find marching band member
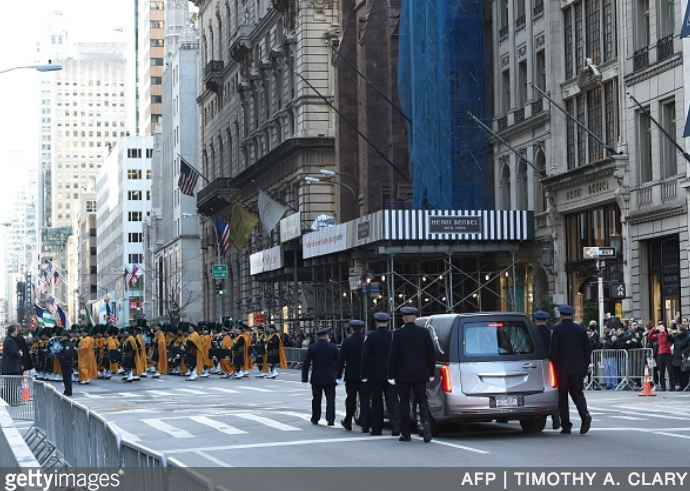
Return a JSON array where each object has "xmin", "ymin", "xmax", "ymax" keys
[
  {"xmin": 253, "ymin": 325, "xmax": 269, "ymax": 377},
  {"xmin": 133, "ymin": 325, "xmax": 146, "ymax": 379},
  {"xmin": 265, "ymin": 324, "xmax": 288, "ymax": 379},
  {"xmin": 219, "ymin": 323, "xmax": 235, "ymax": 378},
  {"xmin": 200, "ymin": 323, "xmax": 212, "ymax": 378},
  {"xmin": 105, "ymin": 326, "xmax": 120, "ymax": 377},
  {"xmin": 184, "ymin": 323, "xmax": 204, "ymax": 381},
  {"xmin": 241, "ymin": 324, "xmax": 254, "ymax": 376},
  {"xmin": 151, "ymin": 322, "xmax": 167, "ymax": 378},
  {"xmin": 77, "ymin": 326, "xmax": 97, "ymax": 385},
  {"xmin": 122, "ymin": 327, "xmax": 138, "ymax": 382}
]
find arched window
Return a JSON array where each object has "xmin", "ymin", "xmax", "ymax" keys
[
  {"xmin": 534, "ymin": 148, "xmax": 547, "ymax": 213},
  {"xmin": 209, "ymin": 26, "xmax": 215, "ymax": 60},
  {"xmin": 516, "ymin": 157, "xmax": 528, "ymax": 210},
  {"xmin": 500, "ymin": 160, "xmax": 511, "ymax": 210},
  {"xmin": 217, "ymin": 135, "xmax": 224, "ymax": 177},
  {"xmin": 226, "ymin": 127, "xmax": 234, "ymax": 177}
]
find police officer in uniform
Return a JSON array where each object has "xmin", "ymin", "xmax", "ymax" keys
[
  {"xmin": 58, "ymin": 330, "xmax": 77, "ymax": 397},
  {"xmin": 548, "ymin": 305, "xmax": 592, "ymax": 435},
  {"xmin": 388, "ymin": 306, "xmax": 435, "ymax": 443},
  {"xmin": 302, "ymin": 327, "xmax": 339, "ymax": 426},
  {"xmin": 362, "ymin": 312, "xmax": 401, "ymax": 436},
  {"xmin": 534, "ymin": 310, "xmax": 560, "ymax": 430},
  {"xmin": 336, "ymin": 320, "xmax": 370, "ymax": 432}
]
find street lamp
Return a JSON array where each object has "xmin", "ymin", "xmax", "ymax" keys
[
  {"xmin": 0, "ymin": 63, "xmax": 63, "ymax": 76},
  {"xmin": 304, "ymin": 176, "xmax": 357, "ymax": 202},
  {"xmin": 318, "ymin": 169, "xmax": 359, "ymax": 196}
]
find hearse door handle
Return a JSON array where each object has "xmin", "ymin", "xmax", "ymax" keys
[{"xmin": 522, "ymin": 363, "xmax": 537, "ymax": 369}]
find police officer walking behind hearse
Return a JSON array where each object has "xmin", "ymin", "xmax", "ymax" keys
[
  {"xmin": 58, "ymin": 330, "xmax": 77, "ymax": 397},
  {"xmin": 388, "ymin": 306, "xmax": 435, "ymax": 443},
  {"xmin": 534, "ymin": 310, "xmax": 561, "ymax": 430},
  {"xmin": 336, "ymin": 319, "xmax": 370, "ymax": 432},
  {"xmin": 362, "ymin": 312, "xmax": 401, "ymax": 436},
  {"xmin": 302, "ymin": 327, "xmax": 339, "ymax": 426},
  {"xmin": 548, "ymin": 305, "xmax": 592, "ymax": 435}
]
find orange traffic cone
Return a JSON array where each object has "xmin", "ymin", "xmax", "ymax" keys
[
  {"xmin": 20, "ymin": 373, "xmax": 31, "ymax": 402},
  {"xmin": 639, "ymin": 364, "xmax": 656, "ymax": 397}
]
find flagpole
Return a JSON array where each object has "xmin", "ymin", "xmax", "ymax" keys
[{"xmin": 178, "ymin": 154, "xmax": 211, "ymax": 183}]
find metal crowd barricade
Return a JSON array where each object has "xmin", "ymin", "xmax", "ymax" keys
[
  {"xmin": 587, "ymin": 349, "xmax": 629, "ymax": 391},
  {"xmin": 0, "ymin": 374, "xmax": 34, "ymax": 420},
  {"xmin": 167, "ymin": 459, "xmax": 215, "ymax": 491},
  {"xmin": 626, "ymin": 348, "xmax": 653, "ymax": 389}
]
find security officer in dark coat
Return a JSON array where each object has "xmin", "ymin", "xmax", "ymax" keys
[
  {"xmin": 534, "ymin": 310, "xmax": 560, "ymax": 430},
  {"xmin": 548, "ymin": 305, "xmax": 592, "ymax": 435},
  {"xmin": 58, "ymin": 330, "xmax": 77, "ymax": 397},
  {"xmin": 302, "ymin": 328, "xmax": 339, "ymax": 425},
  {"xmin": 388, "ymin": 306, "xmax": 435, "ymax": 443},
  {"xmin": 336, "ymin": 320, "xmax": 370, "ymax": 432},
  {"xmin": 2, "ymin": 326, "xmax": 23, "ymax": 376},
  {"xmin": 361, "ymin": 312, "xmax": 401, "ymax": 436}
]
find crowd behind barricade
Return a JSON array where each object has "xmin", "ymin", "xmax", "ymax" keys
[{"xmin": 585, "ymin": 314, "xmax": 690, "ymax": 392}]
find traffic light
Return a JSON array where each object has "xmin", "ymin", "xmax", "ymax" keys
[{"xmin": 215, "ymin": 280, "xmax": 226, "ymax": 295}]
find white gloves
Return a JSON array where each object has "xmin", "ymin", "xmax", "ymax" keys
[
  {"xmin": 387, "ymin": 379, "xmax": 396, "ymax": 385},
  {"xmin": 361, "ymin": 378, "xmax": 368, "ymax": 383},
  {"xmin": 429, "ymin": 377, "xmax": 434, "ymax": 382},
  {"xmin": 302, "ymin": 382, "xmax": 309, "ymax": 386},
  {"xmin": 336, "ymin": 379, "xmax": 344, "ymax": 386}
]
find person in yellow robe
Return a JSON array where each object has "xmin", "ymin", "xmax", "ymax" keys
[
  {"xmin": 105, "ymin": 326, "xmax": 120, "ymax": 377},
  {"xmin": 134, "ymin": 326, "xmax": 146, "ymax": 379},
  {"xmin": 184, "ymin": 323, "xmax": 204, "ymax": 381},
  {"xmin": 95, "ymin": 327, "xmax": 106, "ymax": 378},
  {"xmin": 200, "ymin": 323, "xmax": 212, "ymax": 377},
  {"xmin": 241, "ymin": 324, "xmax": 254, "ymax": 374},
  {"xmin": 265, "ymin": 324, "xmax": 288, "ymax": 378},
  {"xmin": 151, "ymin": 323, "xmax": 168, "ymax": 377},
  {"xmin": 77, "ymin": 328, "xmax": 98, "ymax": 384}
]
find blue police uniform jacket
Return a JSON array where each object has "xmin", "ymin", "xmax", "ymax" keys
[
  {"xmin": 336, "ymin": 331, "xmax": 365, "ymax": 381},
  {"xmin": 549, "ymin": 319, "xmax": 591, "ymax": 377},
  {"xmin": 302, "ymin": 339, "xmax": 339, "ymax": 385},
  {"xmin": 388, "ymin": 322, "xmax": 435, "ymax": 383},
  {"xmin": 361, "ymin": 327, "xmax": 393, "ymax": 381}
]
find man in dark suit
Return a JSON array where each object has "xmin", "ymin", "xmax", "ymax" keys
[
  {"xmin": 548, "ymin": 305, "xmax": 592, "ymax": 435},
  {"xmin": 388, "ymin": 306, "xmax": 435, "ymax": 443},
  {"xmin": 302, "ymin": 327, "xmax": 339, "ymax": 425},
  {"xmin": 362, "ymin": 312, "xmax": 401, "ymax": 436},
  {"xmin": 534, "ymin": 310, "xmax": 561, "ymax": 430},
  {"xmin": 58, "ymin": 330, "xmax": 77, "ymax": 397},
  {"xmin": 336, "ymin": 320, "xmax": 370, "ymax": 432}
]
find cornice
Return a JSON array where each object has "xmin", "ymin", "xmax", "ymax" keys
[
  {"xmin": 627, "ymin": 202, "xmax": 687, "ymax": 225},
  {"xmin": 542, "ymin": 160, "xmax": 617, "ymax": 191},
  {"xmin": 624, "ymin": 55, "xmax": 682, "ymax": 87}
]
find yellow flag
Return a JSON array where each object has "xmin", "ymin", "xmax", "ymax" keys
[{"xmin": 229, "ymin": 202, "xmax": 259, "ymax": 250}]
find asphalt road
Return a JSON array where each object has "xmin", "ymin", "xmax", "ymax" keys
[{"xmin": 33, "ymin": 369, "xmax": 690, "ymax": 467}]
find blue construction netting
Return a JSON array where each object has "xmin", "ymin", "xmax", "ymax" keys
[{"xmin": 398, "ymin": 0, "xmax": 491, "ymax": 210}]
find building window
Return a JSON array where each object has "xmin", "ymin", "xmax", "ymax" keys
[
  {"xmin": 151, "ymin": 39, "xmax": 164, "ymax": 47},
  {"xmin": 501, "ymin": 69, "xmax": 511, "ymax": 114},
  {"xmin": 128, "ymin": 190, "xmax": 142, "ymax": 200},
  {"xmin": 128, "ymin": 212, "xmax": 143, "ymax": 222},
  {"xmin": 563, "ymin": 0, "xmax": 616, "ymax": 79},
  {"xmin": 151, "ymin": 58, "xmax": 165, "ymax": 66},
  {"xmin": 659, "ymin": 0, "xmax": 675, "ymax": 38},
  {"xmin": 127, "ymin": 170, "xmax": 142, "ymax": 179},
  {"xmin": 128, "ymin": 233, "xmax": 143, "ymax": 243},
  {"xmin": 637, "ymin": 109, "xmax": 653, "ymax": 183},
  {"xmin": 151, "ymin": 77, "xmax": 162, "ymax": 85},
  {"xmin": 127, "ymin": 148, "xmax": 142, "ymax": 158},
  {"xmin": 635, "ymin": 0, "xmax": 650, "ymax": 49},
  {"xmin": 660, "ymin": 100, "xmax": 677, "ymax": 179},
  {"xmin": 517, "ymin": 61, "xmax": 527, "ymax": 107},
  {"xmin": 151, "ymin": 20, "xmax": 164, "ymax": 28},
  {"xmin": 500, "ymin": 161, "xmax": 512, "ymax": 209},
  {"xmin": 146, "ymin": 191, "xmax": 151, "ymax": 200},
  {"xmin": 129, "ymin": 254, "xmax": 143, "ymax": 264},
  {"xmin": 85, "ymin": 200, "xmax": 96, "ymax": 213}
]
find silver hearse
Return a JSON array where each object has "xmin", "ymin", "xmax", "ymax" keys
[{"xmin": 414, "ymin": 312, "xmax": 558, "ymax": 435}]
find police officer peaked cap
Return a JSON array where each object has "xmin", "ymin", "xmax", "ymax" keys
[
  {"xmin": 349, "ymin": 320, "xmax": 365, "ymax": 329},
  {"xmin": 316, "ymin": 327, "xmax": 331, "ymax": 335},
  {"xmin": 533, "ymin": 311, "xmax": 550, "ymax": 320},
  {"xmin": 558, "ymin": 305, "xmax": 575, "ymax": 315},
  {"xmin": 400, "ymin": 306, "xmax": 418, "ymax": 315},
  {"xmin": 373, "ymin": 312, "xmax": 390, "ymax": 322}
]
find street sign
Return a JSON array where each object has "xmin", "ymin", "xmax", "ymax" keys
[
  {"xmin": 349, "ymin": 276, "xmax": 361, "ymax": 290},
  {"xmin": 212, "ymin": 265, "xmax": 228, "ymax": 279},
  {"xmin": 179, "ymin": 314, "xmax": 186, "ymax": 318},
  {"xmin": 609, "ymin": 282, "xmax": 626, "ymax": 299},
  {"xmin": 583, "ymin": 247, "xmax": 615, "ymax": 259}
]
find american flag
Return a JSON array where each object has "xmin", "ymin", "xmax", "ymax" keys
[
  {"xmin": 105, "ymin": 302, "xmax": 118, "ymax": 325},
  {"xmin": 124, "ymin": 267, "xmax": 131, "ymax": 290},
  {"xmin": 53, "ymin": 271, "xmax": 62, "ymax": 288},
  {"xmin": 46, "ymin": 297, "xmax": 59, "ymax": 318},
  {"xmin": 178, "ymin": 157, "xmax": 200, "ymax": 197},
  {"xmin": 215, "ymin": 215, "xmax": 232, "ymax": 259},
  {"xmin": 42, "ymin": 269, "xmax": 51, "ymax": 286}
]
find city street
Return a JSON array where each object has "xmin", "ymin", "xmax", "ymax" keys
[{"xmin": 31, "ymin": 370, "xmax": 690, "ymax": 467}]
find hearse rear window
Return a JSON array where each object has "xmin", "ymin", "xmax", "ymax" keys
[
  {"xmin": 463, "ymin": 320, "xmax": 535, "ymax": 356},
  {"xmin": 425, "ymin": 315, "xmax": 455, "ymax": 362}
]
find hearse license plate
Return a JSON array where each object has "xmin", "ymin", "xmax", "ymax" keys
[{"xmin": 494, "ymin": 395, "xmax": 518, "ymax": 408}]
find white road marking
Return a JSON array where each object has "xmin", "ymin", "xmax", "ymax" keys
[
  {"xmin": 207, "ymin": 387, "xmax": 240, "ymax": 394},
  {"xmin": 165, "ymin": 436, "xmax": 398, "ymax": 453},
  {"xmin": 428, "ymin": 438, "xmax": 490, "ymax": 454},
  {"xmin": 235, "ymin": 386, "xmax": 272, "ymax": 393},
  {"xmin": 110, "ymin": 423, "xmax": 141, "ymax": 442},
  {"xmin": 609, "ymin": 415, "xmax": 647, "ymax": 421},
  {"xmin": 652, "ymin": 431, "xmax": 690, "ymax": 440},
  {"xmin": 117, "ymin": 392, "xmax": 139, "ymax": 398},
  {"xmin": 176, "ymin": 388, "xmax": 206, "ymax": 395},
  {"xmin": 143, "ymin": 419, "xmax": 194, "ymax": 438},
  {"xmin": 81, "ymin": 393, "xmax": 105, "ymax": 399},
  {"xmin": 189, "ymin": 416, "xmax": 247, "ymax": 435},
  {"xmin": 275, "ymin": 411, "xmax": 311, "ymax": 421},
  {"xmin": 146, "ymin": 390, "xmax": 175, "ymax": 396},
  {"xmin": 195, "ymin": 450, "xmax": 234, "ymax": 467},
  {"xmin": 230, "ymin": 413, "xmax": 300, "ymax": 431}
]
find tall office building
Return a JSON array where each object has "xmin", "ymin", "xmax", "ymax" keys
[
  {"xmin": 50, "ymin": 42, "xmax": 129, "ymax": 228},
  {"xmin": 139, "ymin": 0, "xmax": 166, "ymax": 135}
]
